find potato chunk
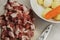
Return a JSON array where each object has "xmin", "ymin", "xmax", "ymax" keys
[
  {"xmin": 37, "ymin": 0, "xmax": 44, "ymax": 5},
  {"xmin": 52, "ymin": 0, "xmax": 60, "ymax": 8},
  {"xmin": 54, "ymin": 14, "xmax": 60, "ymax": 21},
  {"xmin": 44, "ymin": 0, "xmax": 53, "ymax": 7},
  {"xmin": 42, "ymin": 7, "xmax": 52, "ymax": 17}
]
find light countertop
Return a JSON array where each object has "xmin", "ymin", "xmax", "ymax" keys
[{"xmin": 0, "ymin": 0, "xmax": 60, "ymax": 40}]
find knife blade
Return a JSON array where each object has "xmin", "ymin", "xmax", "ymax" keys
[{"xmin": 38, "ymin": 24, "xmax": 53, "ymax": 40}]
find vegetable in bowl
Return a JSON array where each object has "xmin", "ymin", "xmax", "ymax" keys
[{"xmin": 37, "ymin": 0, "xmax": 60, "ymax": 21}]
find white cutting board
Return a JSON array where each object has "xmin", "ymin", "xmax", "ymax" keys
[
  {"xmin": 46, "ymin": 24, "xmax": 60, "ymax": 40},
  {"xmin": 0, "ymin": 0, "xmax": 60, "ymax": 40}
]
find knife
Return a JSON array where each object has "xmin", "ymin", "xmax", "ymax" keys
[{"xmin": 38, "ymin": 24, "xmax": 53, "ymax": 40}]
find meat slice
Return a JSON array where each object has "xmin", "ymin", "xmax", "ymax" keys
[
  {"xmin": 5, "ymin": 37, "xmax": 10, "ymax": 40},
  {"xmin": 8, "ymin": 31, "xmax": 15, "ymax": 38},
  {"xmin": 1, "ymin": 1, "xmax": 35, "ymax": 40}
]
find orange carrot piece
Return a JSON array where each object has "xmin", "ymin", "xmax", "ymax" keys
[{"xmin": 45, "ymin": 5, "xmax": 60, "ymax": 19}]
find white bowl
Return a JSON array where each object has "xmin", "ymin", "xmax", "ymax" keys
[{"xmin": 30, "ymin": 0, "xmax": 60, "ymax": 23}]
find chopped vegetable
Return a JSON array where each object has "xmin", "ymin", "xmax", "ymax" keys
[
  {"xmin": 37, "ymin": 0, "xmax": 44, "ymax": 5},
  {"xmin": 54, "ymin": 14, "xmax": 60, "ymax": 21},
  {"xmin": 44, "ymin": 0, "xmax": 53, "ymax": 7},
  {"xmin": 52, "ymin": 0, "xmax": 60, "ymax": 8},
  {"xmin": 37, "ymin": 0, "xmax": 60, "ymax": 21},
  {"xmin": 42, "ymin": 7, "xmax": 52, "ymax": 17},
  {"xmin": 44, "ymin": 6, "xmax": 60, "ymax": 19}
]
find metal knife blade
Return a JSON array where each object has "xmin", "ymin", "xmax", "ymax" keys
[{"xmin": 38, "ymin": 24, "xmax": 53, "ymax": 40}]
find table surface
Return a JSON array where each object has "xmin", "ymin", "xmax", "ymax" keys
[{"xmin": 0, "ymin": 0, "xmax": 60, "ymax": 40}]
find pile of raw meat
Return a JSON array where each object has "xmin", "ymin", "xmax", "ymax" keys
[{"xmin": 0, "ymin": 0, "xmax": 35, "ymax": 40}]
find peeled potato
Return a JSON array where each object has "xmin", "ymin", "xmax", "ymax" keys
[
  {"xmin": 54, "ymin": 14, "xmax": 60, "ymax": 21},
  {"xmin": 52, "ymin": 0, "xmax": 60, "ymax": 8},
  {"xmin": 37, "ymin": 0, "xmax": 44, "ymax": 5},
  {"xmin": 42, "ymin": 7, "xmax": 52, "ymax": 17},
  {"xmin": 44, "ymin": 0, "xmax": 53, "ymax": 7}
]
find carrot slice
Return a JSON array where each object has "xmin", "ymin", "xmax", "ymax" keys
[{"xmin": 45, "ymin": 5, "xmax": 60, "ymax": 19}]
